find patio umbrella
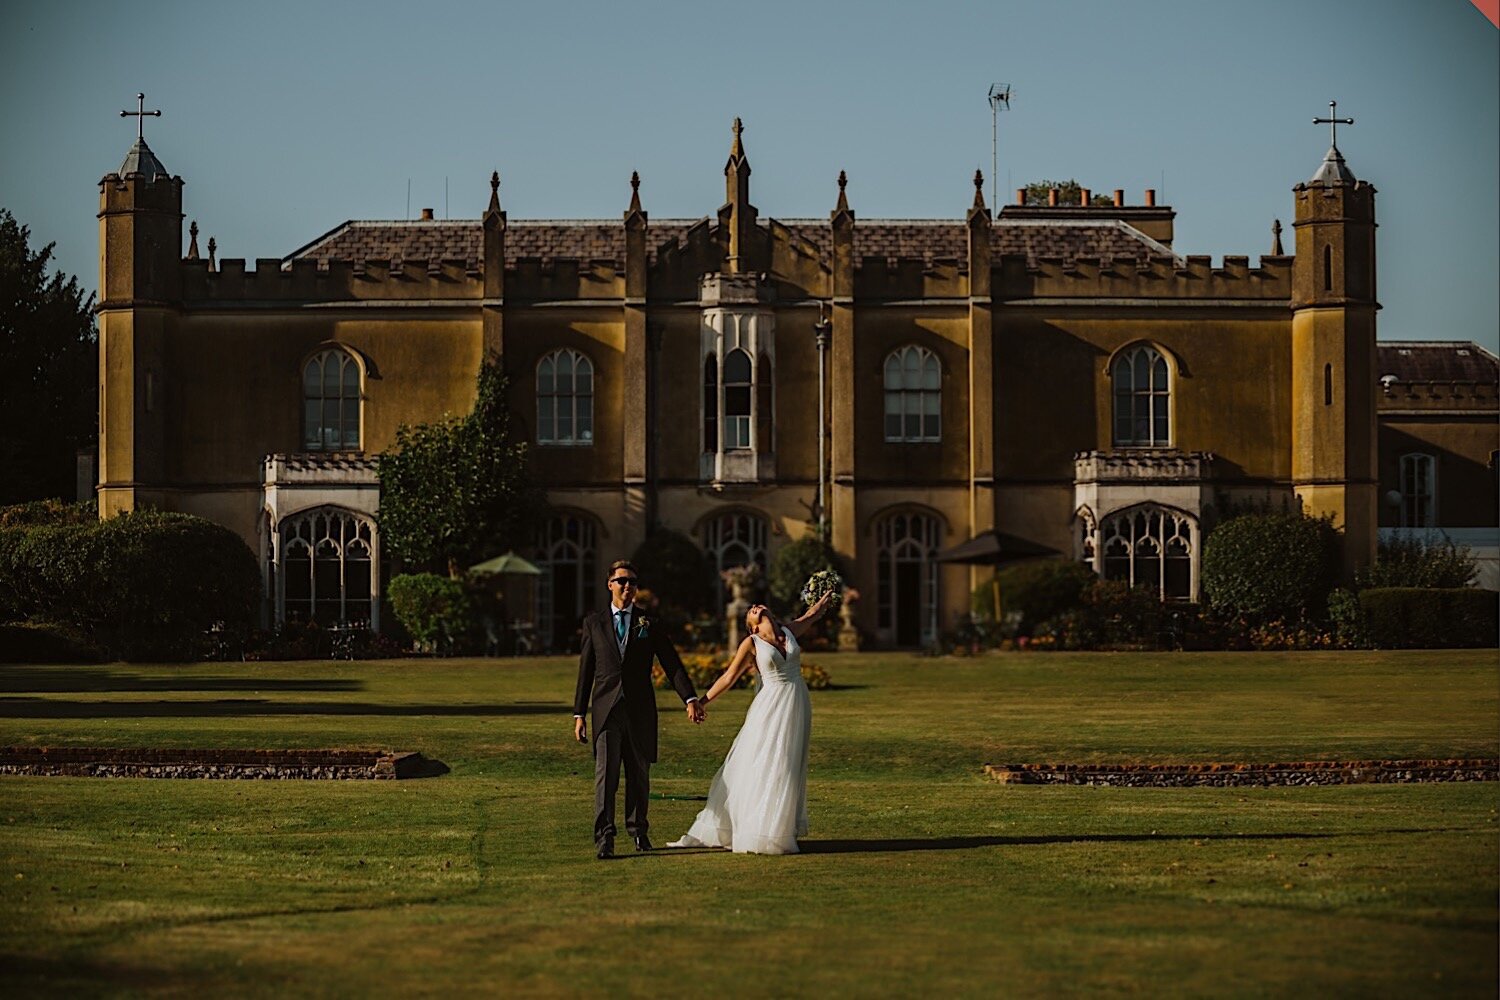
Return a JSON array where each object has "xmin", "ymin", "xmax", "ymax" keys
[
  {"xmin": 934, "ymin": 530, "xmax": 1059, "ymax": 565},
  {"xmin": 467, "ymin": 551, "xmax": 543, "ymax": 576}
]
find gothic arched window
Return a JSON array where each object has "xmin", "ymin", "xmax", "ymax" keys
[
  {"xmin": 1399, "ymin": 453, "xmax": 1436, "ymax": 528},
  {"xmin": 883, "ymin": 346, "xmax": 941, "ymax": 442},
  {"xmin": 537, "ymin": 349, "xmax": 593, "ymax": 445},
  {"xmin": 1112, "ymin": 345, "xmax": 1171, "ymax": 447},
  {"xmin": 278, "ymin": 508, "xmax": 376, "ymax": 625},
  {"xmin": 302, "ymin": 348, "xmax": 362, "ymax": 451},
  {"xmin": 875, "ymin": 509, "xmax": 942, "ymax": 646},
  {"xmin": 1097, "ymin": 506, "xmax": 1194, "ymax": 601},
  {"xmin": 703, "ymin": 510, "xmax": 768, "ymax": 595},
  {"xmin": 535, "ymin": 514, "xmax": 599, "ymax": 652}
]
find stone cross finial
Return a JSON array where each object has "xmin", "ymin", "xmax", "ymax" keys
[
  {"xmin": 119, "ymin": 92, "xmax": 161, "ymax": 141},
  {"xmin": 188, "ymin": 220, "xmax": 200, "ymax": 260},
  {"xmin": 1271, "ymin": 219, "xmax": 1284, "ymax": 256},
  {"xmin": 1313, "ymin": 100, "xmax": 1354, "ymax": 149}
]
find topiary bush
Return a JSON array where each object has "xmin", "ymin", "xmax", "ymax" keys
[
  {"xmin": 992, "ymin": 560, "xmax": 1096, "ymax": 636},
  {"xmin": 388, "ymin": 573, "xmax": 475, "ymax": 653},
  {"xmin": 1356, "ymin": 536, "xmax": 1478, "ymax": 590},
  {"xmin": 0, "ymin": 509, "xmax": 260, "ymax": 661},
  {"xmin": 1359, "ymin": 588, "xmax": 1498, "ymax": 649},
  {"xmin": 1201, "ymin": 511, "xmax": 1339, "ymax": 623},
  {"xmin": 768, "ymin": 533, "xmax": 845, "ymax": 615}
]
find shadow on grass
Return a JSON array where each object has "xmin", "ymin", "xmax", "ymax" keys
[
  {"xmin": 0, "ymin": 699, "xmax": 568, "ymax": 719},
  {"xmin": 0, "ymin": 667, "xmax": 363, "ymax": 695},
  {"xmin": 795, "ymin": 828, "xmax": 1485, "ymax": 854}
]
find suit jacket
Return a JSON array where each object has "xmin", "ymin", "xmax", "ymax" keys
[{"xmin": 573, "ymin": 606, "xmax": 697, "ymax": 763}]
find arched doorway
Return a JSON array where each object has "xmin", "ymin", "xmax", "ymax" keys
[
  {"xmin": 535, "ymin": 514, "xmax": 599, "ymax": 652},
  {"xmin": 875, "ymin": 509, "xmax": 941, "ymax": 647}
]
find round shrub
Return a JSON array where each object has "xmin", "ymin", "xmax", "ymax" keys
[
  {"xmin": 992, "ymin": 560, "xmax": 1096, "ymax": 635},
  {"xmin": 768, "ymin": 533, "xmax": 844, "ymax": 614},
  {"xmin": 0, "ymin": 509, "xmax": 260, "ymax": 661},
  {"xmin": 388, "ymin": 573, "xmax": 475, "ymax": 652},
  {"xmin": 1201, "ymin": 512, "xmax": 1338, "ymax": 622}
]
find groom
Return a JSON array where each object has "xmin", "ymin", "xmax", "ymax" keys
[{"xmin": 573, "ymin": 559, "xmax": 704, "ymax": 859}]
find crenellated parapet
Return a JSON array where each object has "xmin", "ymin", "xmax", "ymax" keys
[
  {"xmin": 853, "ymin": 257, "xmax": 967, "ymax": 300},
  {"xmin": 1379, "ymin": 380, "xmax": 1499, "ymax": 411},
  {"xmin": 998, "ymin": 252, "xmax": 1293, "ymax": 301},
  {"xmin": 181, "ymin": 256, "xmax": 485, "ymax": 304}
]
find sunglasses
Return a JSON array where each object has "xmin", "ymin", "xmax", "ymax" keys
[{"xmin": 609, "ymin": 577, "xmax": 639, "ymax": 587}]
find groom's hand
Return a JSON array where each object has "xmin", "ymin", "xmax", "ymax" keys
[
  {"xmin": 687, "ymin": 700, "xmax": 705, "ymax": 724},
  {"xmin": 574, "ymin": 717, "xmax": 587, "ymax": 743}
]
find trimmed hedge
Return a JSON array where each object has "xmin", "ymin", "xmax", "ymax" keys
[
  {"xmin": 0, "ymin": 508, "xmax": 261, "ymax": 661},
  {"xmin": 1201, "ymin": 512, "xmax": 1338, "ymax": 622},
  {"xmin": 1359, "ymin": 588, "xmax": 1498, "ymax": 649},
  {"xmin": 387, "ymin": 573, "xmax": 475, "ymax": 652}
]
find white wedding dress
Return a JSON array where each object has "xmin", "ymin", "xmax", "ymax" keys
[{"xmin": 669, "ymin": 628, "xmax": 811, "ymax": 855}]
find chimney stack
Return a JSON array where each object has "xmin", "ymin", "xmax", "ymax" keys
[
  {"xmin": 1048, "ymin": 187, "xmax": 1059, "ymax": 207},
  {"xmin": 1113, "ymin": 189, "xmax": 1124, "ymax": 207},
  {"xmin": 1015, "ymin": 188, "xmax": 1026, "ymax": 206},
  {"xmin": 1080, "ymin": 188, "xmax": 1091, "ymax": 206},
  {"xmin": 420, "ymin": 207, "xmax": 434, "ymax": 220},
  {"xmin": 1144, "ymin": 189, "xmax": 1156, "ymax": 207}
]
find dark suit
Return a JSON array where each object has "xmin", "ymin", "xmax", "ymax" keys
[{"xmin": 573, "ymin": 606, "xmax": 697, "ymax": 845}]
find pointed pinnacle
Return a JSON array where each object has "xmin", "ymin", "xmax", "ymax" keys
[
  {"xmin": 187, "ymin": 220, "xmax": 200, "ymax": 260},
  {"xmin": 973, "ymin": 169, "xmax": 986, "ymax": 209},
  {"xmin": 730, "ymin": 117, "xmax": 745, "ymax": 158},
  {"xmin": 628, "ymin": 171, "xmax": 642, "ymax": 214},
  {"xmin": 487, "ymin": 170, "xmax": 501, "ymax": 215},
  {"xmin": 835, "ymin": 170, "xmax": 850, "ymax": 213}
]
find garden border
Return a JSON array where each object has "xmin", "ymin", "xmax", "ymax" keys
[
  {"xmin": 984, "ymin": 759, "xmax": 1498, "ymax": 787},
  {"xmin": 0, "ymin": 746, "xmax": 446, "ymax": 780}
]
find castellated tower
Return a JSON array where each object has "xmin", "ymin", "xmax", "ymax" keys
[
  {"xmin": 1290, "ymin": 139, "xmax": 1378, "ymax": 576},
  {"xmin": 97, "ymin": 135, "xmax": 184, "ymax": 517}
]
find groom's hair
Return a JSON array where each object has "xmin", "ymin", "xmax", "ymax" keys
[{"xmin": 607, "ymin": 559, "xmax": 638, "ymax": 579}]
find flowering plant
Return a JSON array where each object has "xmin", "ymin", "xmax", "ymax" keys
[{"xmin": 800, "ymin": 569, "xmax": 844, "ymax": 612}]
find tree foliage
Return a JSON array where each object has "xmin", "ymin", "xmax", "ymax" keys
[
  {"xmin": 377, "ymin": 358, "xmax": 543, "ymax": 576},
  {"xmin": 1201, "ymin": 512, "xmax": 1339, "ymax": 622},
  {"xmin": 991, "ymin": 560, "xmax": 1097, "ymax": 634},
  {"xmin": 0, "ymin": 209, "xmax": 97, "ymax": 504},
  {"xmin": 630, "ymin": 529, "xmax": 714, "ymax": 616},
  {"xmin": 1022, "ymin": 179, "xmax": 1115, "ymax": 207}
]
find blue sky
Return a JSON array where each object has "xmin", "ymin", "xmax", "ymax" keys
[{"xmin": 2, "ymin": 0, "xmax": 1496, "ymax": 350}]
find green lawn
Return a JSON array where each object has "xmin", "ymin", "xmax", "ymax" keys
[{"xmin": 1, "ymin": 651, "xmax": 1496, "ymax": 997}]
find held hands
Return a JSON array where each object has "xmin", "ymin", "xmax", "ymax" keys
[{"xmin": 687, "ymin": 699, "xmax": 706, "ymax": 724}]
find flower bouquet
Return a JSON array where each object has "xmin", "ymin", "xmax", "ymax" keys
[{"xmin": 800, "ymin": 568, "xmax": 844, "ymax": 612}]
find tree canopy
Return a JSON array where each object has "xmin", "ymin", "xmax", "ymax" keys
[
  {"xmin": 1022, "ymin": 179, "xmax": 1115, "ymax": 207},
  {"xmin": 376, "ymin": 357, "xmax": 543, "ymax": 576},
  {"xmin": 0, "ymin": 209, "xmax": 97, "ymax": 504}
]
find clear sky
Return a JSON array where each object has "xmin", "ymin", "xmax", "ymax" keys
[{"xmin": 2, "ymin": 0, "xmax": 1496, "ymax": 350}]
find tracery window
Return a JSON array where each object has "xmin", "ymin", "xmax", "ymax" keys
[
  {"xmin": 537, "ymin": 349, "xmax": 594, "ymax": 445},
  {"xmin": 303, "ymin": 348, "xmax": 362, "ymax": 451},
  {"xmin": 875, "ymin": 510, "xmax": 941, "ymax": 646},
  {"xmin": 1098, "ymin": 506, "xmax": 1193, "ymax": 601},
  {"xmin": 535, "ymin": 514, "xmax": 599, "ymax": 652},
  {"xmin": 1399, "ymin": 454, "xmax": 1436, "ymax": 529},
  {"xmin": 703, "ymin": 510, "xmax": 768, "ymax": 591},
  {"xmin": 279, "ymin": 508, "xmax": 375, "ymax": 625},
  {"xmin": 883, "ymin": 346, "xmax": 941, "ymax": 442},
  {"xmin": 1112, "ymin": 345, "xmax": 1170, "ymax": 447}
]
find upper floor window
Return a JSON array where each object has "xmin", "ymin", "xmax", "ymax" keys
[
  {"xmin": 883, "ymin": 346, "xmax": 941, "ymax": 442},
  {"xmin": 1399, "ymin": 453, "xmax": 1436, "ymax": 528},
  {"xmin": 303, "ymin": 348, "xmax": 361, "ymax": 451},
  {"xmin": 537, "ymin": 349, "xmax": 593, "ymax": 445},
  {"xmin": 1112, "ymin": 344, "xmax": 1170, "ymax": 447},
  {"xmin": 721, "ymin": 349, "xmax": 753, "ymax": 450}
]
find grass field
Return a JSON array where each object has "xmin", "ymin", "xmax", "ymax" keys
[{"xmin": 0, "ymin": 650, "xmax": 1496, "ymax": 997}]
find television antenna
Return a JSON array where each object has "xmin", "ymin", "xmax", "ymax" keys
[{"xmin": 988, "ymin": 84, "xmax": 1012, "ymax": 212}]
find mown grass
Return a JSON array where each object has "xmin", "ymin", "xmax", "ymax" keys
[{"xmin": 0, "ymin": 650, "xmax": 1496, "ymax": 997}]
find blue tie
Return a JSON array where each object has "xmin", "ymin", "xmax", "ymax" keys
[{"xmin": 615, "ymin": 610, "xmax": 628, "ymax": 642}]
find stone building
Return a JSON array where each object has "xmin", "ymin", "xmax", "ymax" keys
[{"xmin": 99, "ymin": 118, "xmax": 1407, "ymax": 648}]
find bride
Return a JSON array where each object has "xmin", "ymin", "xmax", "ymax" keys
[{"xmin": 669, "ymin": 593, "xmax": 833, "ymax": 855}]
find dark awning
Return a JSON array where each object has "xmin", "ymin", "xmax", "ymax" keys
[{"xmin": 934, "ymin": 530, "xmax": 1060, "ymax": 565}]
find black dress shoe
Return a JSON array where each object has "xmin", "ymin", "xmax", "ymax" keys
[
  {"xmin": 633, "ymin": 835, "xmax": 654, "ymax": 852},
  {"xmin": 596, "ymin": 840, "xmax": 614, "ymax": 860}
]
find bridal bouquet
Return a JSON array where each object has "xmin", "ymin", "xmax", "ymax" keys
[{"xmin": 800, "ymin": 569, "xmax": 844, "ymax": 612}]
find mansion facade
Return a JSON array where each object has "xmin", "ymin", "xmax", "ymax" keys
[{"xmin": 96, "ymin": 119, "xmax": 1494, "ymax": 648}]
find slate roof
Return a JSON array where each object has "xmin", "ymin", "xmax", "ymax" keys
[
  {"xmin": 1377, "ymin": 342, "xmax": 1500, "ymax": 384},
  {"xmin": 287, "ymin": 216, "xmax": 1179, "ymax": 270},
  {"xmin": 118, "ymin": 137, "xmax": 170, "ymax": 181}
]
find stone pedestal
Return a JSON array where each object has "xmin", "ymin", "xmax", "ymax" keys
[
  {"xmin": 837, "ymin": 601, "xmax": 861, "ymax": 652},
  {"xmin": 726, "ymin": 586, "xmax": 750, "ymax": 654}
]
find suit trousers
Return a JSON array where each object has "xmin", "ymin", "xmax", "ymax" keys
[{"xmin": 594, "ymin": 707, "xmax": 650, "ymax": 845}]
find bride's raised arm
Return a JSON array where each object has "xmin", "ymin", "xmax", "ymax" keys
[
  {"xmin": 785, "ymin": 592, "xmax": 834, "ymax": 640},
  {"xmin": 702, "ymin": 637, "xmax": 757, "ymax": 704}
]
